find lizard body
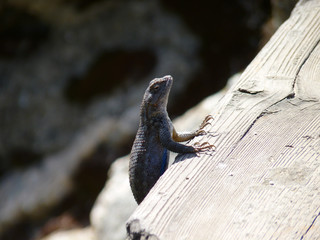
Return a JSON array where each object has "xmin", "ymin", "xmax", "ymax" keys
[{"xmin": 129, "ymin": 75, "xmax": 213, "ymax": 204}]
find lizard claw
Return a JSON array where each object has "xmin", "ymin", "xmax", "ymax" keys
[
  {"xmin": 196, "ymin": 115, "xmax": 214, "ymax": 136},
  {"xmin": 204, "ymin": 115, "xmax": 214, "ymax": 121},
  {"xmin": 195, "ymin": 129, "xmax": 206, "ymax": 136},
  {"xmin": 200, "ymin": 115, "xmax": 214, "ymax": 129},
  {"xmin": 193, "ymin": 141, "xmax": 216, "ymax": 152}
]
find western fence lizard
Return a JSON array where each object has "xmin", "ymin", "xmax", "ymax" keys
[{"xmin": 129, "ymin": 75, "xmax": 214, "ymax": 204}]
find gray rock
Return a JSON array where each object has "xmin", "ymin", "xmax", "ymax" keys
[
  {"xmin": 90, "ymin": 156, "xmax": 136, "ymax": 240},
  {"xmin": 0, "ymin": 117, "xmax": 119, "ymax": 232}
]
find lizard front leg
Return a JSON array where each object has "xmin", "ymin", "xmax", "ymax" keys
[
  {"xmin": 172, "ymin": 115, "xmax": 214, "ymax": 142},
  {"xmin": 159, "ymin": 124, "xmax": 197, "ymax": 153},
  {"xmin": 172, "ymin": 127, "xmax": 198, "ymax": 142}
]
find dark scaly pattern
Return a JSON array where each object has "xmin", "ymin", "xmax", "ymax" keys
[{"xmin": 129, "ymin": 76, "xmax": 213, "ymax": 204}]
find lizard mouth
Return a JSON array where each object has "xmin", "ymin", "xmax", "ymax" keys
[
  {"xmin": 163, "ymin": 75, "xmax": 173, "ymax": 88},
  {"xmin": 163, "ymin": 75, "xmax": 173, "ymax": 81},
  {"xmin": 163, "ymin": 75, "xmax": 172, "ymax": 80}
]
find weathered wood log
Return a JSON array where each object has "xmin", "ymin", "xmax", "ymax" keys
[{"xmin": 127, "ymin": 0, "xmax": 320, "ymax": 239}]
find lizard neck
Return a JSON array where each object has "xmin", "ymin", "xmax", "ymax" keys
[{"xmin": 140, "ymin": 102, "xmax": 167, "ymax": 125}]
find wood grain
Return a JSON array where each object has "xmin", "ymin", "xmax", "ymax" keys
[{"xmin": 127, "ymin": 1, "xmax": 320, "ymax": 239}]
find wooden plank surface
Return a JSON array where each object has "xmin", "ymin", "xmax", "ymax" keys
[{"xmin": 127, "ymin": 1, "xmax": 320, "ymax": 239}]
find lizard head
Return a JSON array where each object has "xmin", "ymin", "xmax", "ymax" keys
[{"xmin": 144, "ymin": 75, "xmax": 173, "ymax": 109}]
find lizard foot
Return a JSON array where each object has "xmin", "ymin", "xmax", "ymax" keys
[
  {"xmin": 193, "ymin": 141, "xmax": 216, "ymax": 152},
  {"xmin": 195, "ymin": 115, "xmax": 214, "ymax": 136}
]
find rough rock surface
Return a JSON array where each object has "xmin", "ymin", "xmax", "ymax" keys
[{"xmin": 90, "ymin": 156, "xmax": 136, "ymax": 240}]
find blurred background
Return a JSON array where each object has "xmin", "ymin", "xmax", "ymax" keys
[{"xmin": 0, "ymin": 0, "xmax": 297, "ymax": 239}]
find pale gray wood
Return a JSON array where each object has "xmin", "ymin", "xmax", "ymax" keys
[{"xmin": 127, "ymin": 1, "xmax": 320, "ymax": 239}]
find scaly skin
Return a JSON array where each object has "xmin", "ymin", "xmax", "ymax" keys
[{"xmin": 129, "ymin": 75, "xmax": 214, "ymax": 204}]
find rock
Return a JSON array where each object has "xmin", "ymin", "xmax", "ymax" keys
[
  {"xmin": 90, "ymin": 156, "xmax": 136, "ymax": 240},
  {"xmin": 0, "ymin": 117, "xmax": 117, "ymax": 233}
]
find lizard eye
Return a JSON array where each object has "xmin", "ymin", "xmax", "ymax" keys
[{"xmin": 153, "ymin": 85, "xmax": 159, "ymax": 91}]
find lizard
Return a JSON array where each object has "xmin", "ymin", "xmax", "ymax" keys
[{"xmin": 129, "ymin": 75, "xmax": 214, "ymax": 204}]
